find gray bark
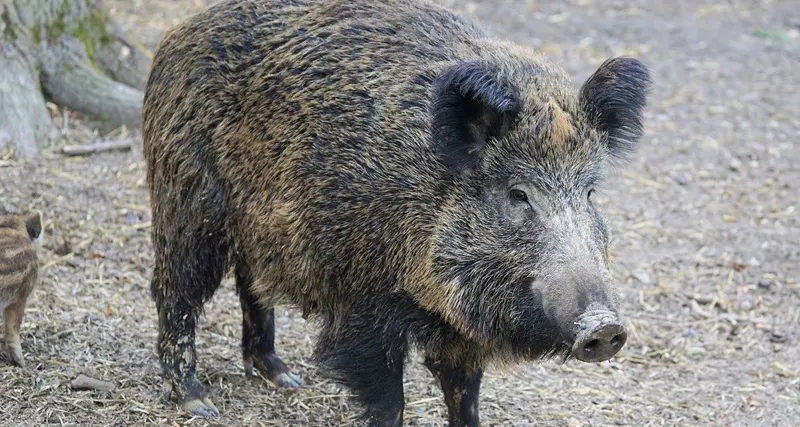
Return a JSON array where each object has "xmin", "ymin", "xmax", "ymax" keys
[
  {"xmin": 41, "ymin": 38, "xmax": 143, "ymax": 127},
  {"xmin": 0, "ymin": 44, "xmax": 52, "ymax": 158},
  {"xmin": 0, "ymin": 0, "xmax": 151, "ymax": 158}
]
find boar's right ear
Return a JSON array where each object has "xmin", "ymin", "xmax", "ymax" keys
[
  {"xmin": 24, "ymin": 211, "xmax": 42, "ymax": 240},
  {"xmin": 579, "ymin": 57, "xmax": 651, "ymax": 161},
  {"xmin": 431, "ymin": 61, "xmax": 520, "ymax": 177}
]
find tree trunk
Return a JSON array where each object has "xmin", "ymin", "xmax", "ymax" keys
[{"xmin": 0, "ymin": 0, "xmax": 152, "ymax": 158}]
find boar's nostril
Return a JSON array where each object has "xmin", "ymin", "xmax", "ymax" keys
[
  {"xmin": 583, "ymin": 339, "xmax": 601, "ymax": 353},
  {"xmin": 571, "ymin": 315, "xmax": 627, "ymax": 363}
]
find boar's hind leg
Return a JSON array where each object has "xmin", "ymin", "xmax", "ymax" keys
[
  {"xmin": 235, "ymin": 260, "xmax": 301, "ymax": 388},
  {"xmin": 424, "ymin": 349, "xmax": 484, "ymax": 427},
  {"xmin": 150, "ymin": 173, "xmax": 231, "ymax": 418}
]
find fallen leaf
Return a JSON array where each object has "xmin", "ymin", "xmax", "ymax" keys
[
  {"xmin": 105, "ymin": 304, "xmax": 117, "ymax": 317},
  {"xmin": 746, "ymin": 395, "xmax": 761, "ymax": 407}
]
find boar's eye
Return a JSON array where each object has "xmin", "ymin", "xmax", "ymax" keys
[
  {"xmin": 587, "ymin": 188, "xmax": 595, "ymax": 200},
  {"xmin": 509, "ymin": 188, "xmax": 529, "ymax": 203}
]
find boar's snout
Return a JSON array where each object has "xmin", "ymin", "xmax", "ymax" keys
[{"xmin": 571, "ymin": 309, "xmax": 627, "ymax": 362}]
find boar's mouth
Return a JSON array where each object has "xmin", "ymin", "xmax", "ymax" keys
[{"xmin": 510, "ymin": 284, "xmax": 580, "ymax": 362}]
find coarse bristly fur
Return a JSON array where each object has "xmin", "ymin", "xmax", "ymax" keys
[
  {"xmin": 0, "ymin": 209, "xmax": 42, "ymax": 368},
  {"xmin": 141, "ymin": 0, "xmax": 652, "ymax": 425}
]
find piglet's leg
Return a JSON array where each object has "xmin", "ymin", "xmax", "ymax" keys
[
  {"xmin": 3, "ymin": 271, "xmax": 34, "ymax": 368},
  {"xmin": 4, "ymin": 296, "xmax": 28, "ymax": 367}
]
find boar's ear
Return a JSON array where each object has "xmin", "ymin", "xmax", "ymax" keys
[
  {"xmin": 24, "ymin": 210, "xmax": 42, "ymax": 240},
  {"xmin": 579, "ymin": 57, "xmax": 651, "ymax": 161},
  {"xmin": 431, "ymin": 61, "xmax": 520, "ymax": 177}
]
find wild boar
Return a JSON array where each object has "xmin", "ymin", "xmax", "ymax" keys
[
  {"xmin": 142, "ymin": 0, "xmax": 651, "ymax": 424},
  {"xmin": 0, "ymin": 209, "xmax": 42, "ymax": 367}
]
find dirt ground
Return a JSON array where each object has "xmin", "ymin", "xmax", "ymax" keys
[{"xmin": 1, "ymin": 0, "xmax": 799, "ymax": 426}]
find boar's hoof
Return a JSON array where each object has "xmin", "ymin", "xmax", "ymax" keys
[
  {"xmin": 571, "ymin": 311, "xmax": 627, "ymax": 362},
  {"xmin": 7, "ymin": 344, "xmax": 25, "ymax": 368},
  {"xmin": 244, "ymin": 354, "xmax": 303, "ymax": 388},
  {"xmin": 273, "ymin": 372, "xmax": 302, "ymax": 388},
  {"xmin": 182, "ymin": 397, "xmax": 220, "ymax": 418}
]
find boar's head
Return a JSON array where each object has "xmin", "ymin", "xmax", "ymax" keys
[{"xmin": 427, "ymin": 54, "xmax": 651, "ymax": 363}]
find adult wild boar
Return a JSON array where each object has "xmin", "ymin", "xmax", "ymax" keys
[{"xmin": 142, "ymin": 0, "xmax": 651, "ymax": 425}]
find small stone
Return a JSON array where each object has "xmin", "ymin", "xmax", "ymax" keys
[
  {"xmin": 729, "ymin": 158, "xmax": 742, "ymax": 171},
  {"xmin": 673, "ymin": 175, "xmax": 690, "ymax": 186},
  {"xmin": 692, "ymin": 294, "xmax": 714, "ymax": 305},
  {"xmin": 682, "ymin": 328, "xmax": 696, "ymax": 338},
  {"xmin": 770, "ymin": 330, "xmax": 788, "ymax": 343},
  {"xmin": 633, "ymin": 270, "xmax": 652, "ymax": 284},
  {"xmin": 758, "ymin": 278, "xmax": 774, "ymax": 289}
]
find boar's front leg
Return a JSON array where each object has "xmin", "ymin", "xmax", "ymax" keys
[
  {"xmin": 316, "ymin": 310, "xmax": 409, "ymax": 427},
  {"xmin": 424, "ymin": 348, "xmax": 483, "ymax": 427}
]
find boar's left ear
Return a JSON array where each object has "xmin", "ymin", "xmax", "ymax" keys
[
  {"xmin": 580, "ymin": 57, "xmax": 651, "ymax": 161},
  {"xmin": 431, "ymin": 61, "xmax": 520, "ymax": 177}
]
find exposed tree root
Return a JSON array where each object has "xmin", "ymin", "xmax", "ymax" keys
[
  {"xmin": 0, "ymin": 0, "xmax": 152, "ymax": 158},
  {"xmin": 42, "ymin": 41, "xmax": 144, "ymax": 128},
  {"xmin": 0, "ymin": 44, "xmax": 53, "ymax": 158}
]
